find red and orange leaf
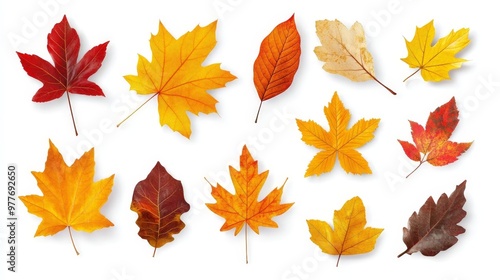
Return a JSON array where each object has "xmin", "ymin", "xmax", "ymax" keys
[
  {"xmin": 122, "ymin": 21, "xmax": 236, "ymax": 138},
  {"xmin": 17, "ymin": 15, "xmax": 109, "ymax": 135},
  {"xmin": 253, "ymin": 14, "xmax": 301, "ymax": 122},
  {"xmin": 398, "ymin": 180, "xmax": 467, "ymax": 257},
  {"xmin": 130, "ymin": 161, "xmax": 190, "ymax": 257},
  {"xmin": 19, "ymin": 140, "xmax": 114, "ymax": 255},
  {"xmin": 206, "ymin": 145, "xmax": 293, "ymax": 263},
  {"xmin": 398, "ymin": 97, "xmax": 472, "ymax": 177}
]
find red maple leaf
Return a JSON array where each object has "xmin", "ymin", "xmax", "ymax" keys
[
  {"xmin": 398, "ymin": 97, "xmax": 472, "ymax": 177},
  {"xmin": 17, "ymin": 15, "xmax": 109, "ymax": 135}
]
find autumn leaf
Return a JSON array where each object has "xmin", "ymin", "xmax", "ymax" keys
[
  {"xmin": 253, "ymin": 14, "xmax": 301, "ymax": 123},
  {"xmin": 121, "ymin": 20, "xmax": 236, "ymax": 138},
  {"xmin": 314, "ymin": 19, "xmax": 396, "ymax": 95},
  {"xmin": 205, "ymin": 145, "xmax": 293, "ymax": 263},
  {"xmin": 398, "ymin": 180, "xmax": 467, "ymax": 258},
  {"xmin": 307, "ymin": 196, "xmax": 383, "ymax": 267},
  {"xmin": 19, "ymin": 140, "xmax": 114, "ymax": 255},
  {"xmin": 398, "ymin": 97, "xmax": 472, "ymax": 177},
  {"xmin": 296, "ymin": 91, "xmax": 380, "ymax": 177},
  {"xmin": 402, "ymin": 20, "xmax": 470, "ymax": 82},
  {"xmin": 130, "ymin": 161, "xmax": 190, "ymax": 257},
  {"xmin": 17, "ymin": 15, "xmax": 109, "ymax": 136}
]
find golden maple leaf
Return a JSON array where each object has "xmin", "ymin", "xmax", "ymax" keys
[
  {"xmin": 307, "ymin": 196, "xmax": 383, "ymax": 267},
  {"xmin": 121, "ymin": 21, "xmax": 237, "ymax": 138},
  {"xmin": 19, "ymin": 140, "xmax": 114, "ymax": 255},
  {"xmin": 402, "ymin": 20, "xmax": 470, "ymax": 82},
  {"xmin": 205, "ymin": 145, "xmax": 293, "ymax": 263},
  {"xmin": 296, "ymin": 92, "xmax": 380, "ymax": 177},
  {"xmin": 314, "ymin": 19, "xmax": 396, "ymax": 95}
]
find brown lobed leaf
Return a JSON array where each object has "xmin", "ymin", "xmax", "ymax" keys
[
  {"xmin": 130, "ymin": 161, "xmax": 190, "ymax": 257},
  {"xmin": 398, "ymin": 180, "xmax": 467, "ymax": 258}
]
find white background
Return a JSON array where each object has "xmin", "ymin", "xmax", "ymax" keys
[{"xmin": 1, "ymin": 0, "xmax": 498, "ymax": 279}]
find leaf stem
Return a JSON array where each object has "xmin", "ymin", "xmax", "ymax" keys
[
  {"xmin": 397, "ymin": 249, "xmax": 408, "ymax": 258},
  {"xmin": 66, "ymin": 92, "xmax": 78, "ymax": 136},
  {"xmin": 254, "ymin": 100, "xmax": 264, "ymax": 123},
  {"xmin": 362, "ymin": 67, "xmax": 397, "ymax": 95},
  {"xmin": 68, "ymin": 227, "xmax": 80, "ymax": 255},
  {"xmin": 347, "ymin": 48, "xmax": 397, "ymax": 95},
  {"xmin": 245, "ymin": 223, "xmax": 248, "ymax": 264},
  {"xmin": 116, "ymin": 93, "xmax": 158, "ymax": 127},
  {"xmin": 403, "ymin": 68, "xmax": 421, "ymax": 82},
  {"xmin": 336, "ymin": 254, "xmax": 341, "ymax": 267},
  {"xmin": 406, "ymin": 161, "xmax": 424, "ymax": 178},
  {"xmin": 371, "ymin": 75, "xmax": 397, "ymax": 95},
  {"xmin": 153, "ymin": 246, "xmax": 157, "ymax": 258}
]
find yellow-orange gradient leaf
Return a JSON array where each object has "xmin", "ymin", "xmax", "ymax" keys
[
  {"xmin": 19, "ymin": 140, "xmax": 114, "ymax": 255},
  {"xmin": 206, "ymin": 145, "xmax": 293, "ymax": 263},
  {"xmin": 296, "ymin": 92, "xmax": 380, "ymax": 177},
  {"xmin": 122, "ymin": 20, "xmax": 237, "ymax": 138},
  {"xmin": 253, "ymin": 14, "xmax": 301, "ymax": 122},
  {"xmin": 307, "ymin": 196, "xmax": 383, "ymax": 267}
]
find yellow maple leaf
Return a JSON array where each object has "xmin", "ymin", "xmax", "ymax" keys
[
  {"xmin": 296, "ymin": 92, "xmax": 380, "ymax": 177},
  {"xmin": 314, "ymin": 19, "xmax": 396, "ymax": 95},
  {"xmin": 121, "ymin": 21, "xmax": 237, "ymax": 138},
  {"xmin": 206, "ymin": 145, "xmax": 293, "ymax": 263},
  {"xmin": 307, "ymin": 196, "xmax": 383, "ymax": 267},
  {"xmin": 19, "ymin": 140, "xmax": 114, "ymax": 255},
  {"xmin": 402, "ymin": 20, "xmax": 470, "ymax": 82}
]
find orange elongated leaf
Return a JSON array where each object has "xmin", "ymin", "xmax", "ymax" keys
[
  {"xmin": 402, "ymin": 20, "xmax": 470, "ymax": 82},
  {"xmin": 19, "ymin": 140, "xmax": 114, "ymax": 255},
  {"xmin": 121, "ymin": 21, "xmax": 237, "ymax": 138},
  {"xmin": 314, "ymin": 19, "xmax": 396, "ymax": 95},
  {"xmin": 130, "ymin": 161, "xmax": 190, "ymax": 257},
  {"xmin": 398, "ymin": 97, "xmax": 472, "ymax": 177},
  {"xmin": 253, "ymin": 14, "xmax": 301, "ymax": 123},
  {"xmin": 206, "ymin": 145, "xmax": 293, "ymax": 263},
  {"xmin": 398, "ymin": 180, "xmax": 466, "ymax": 257},
  {"xmin": 307, "ymin": 196, "xmax": 383, "ymax": 267},
  {"xmin": 296, "ymin": 91, "xmax": 380, "ymax": 177}
]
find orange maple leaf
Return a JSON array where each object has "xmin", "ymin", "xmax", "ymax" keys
[
  {"xmin": 120, "ymin": 20, "xmax": 236, "ymax": 138},
  {"xmin": 398, "ymin": 97, "xmax": 472, "ymax": 177},
  {"xmin": 19, "ymin": 140, "xmax": 114, "ymax": 255},
  {"xmin": 205, "ymin": 145, "xmax": 293, "ymax": 263}
]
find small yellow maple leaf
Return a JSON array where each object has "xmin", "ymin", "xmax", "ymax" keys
[
  {"xmin": 122, "ymin": 21, "xmax": 237, "ymax": 138},
  {"xmin": 402, "ymin": 20, "xmax": 470, "ymax": 82},
  {"xmin": 307, "ymin": 196, "xmax": 383, "ymax": 267},
  {"xmin": 19, "ymin": 140, "xmax": 114, "ymax": 255},
  {"xmin": 296, "ymin": 92, "xmax": 380, "ymax": 177},
  {"xmin": 206, "ymin": 145, "xmax": 293, "ymax": 263}
]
